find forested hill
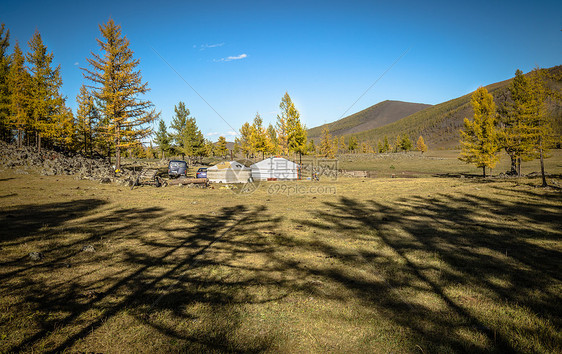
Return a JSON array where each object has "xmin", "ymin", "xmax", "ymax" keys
[
  {"xmin": 307, "ymin": 100, "xmax": 431, "ymax": 142},
  {"xmin": 339, "ymin": 66, "xmax": 562, "ymax": 149}
]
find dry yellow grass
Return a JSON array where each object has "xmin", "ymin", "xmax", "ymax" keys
[{"xmin": 1, "ymin": 161, "xmax": 561, "ymax": 352}]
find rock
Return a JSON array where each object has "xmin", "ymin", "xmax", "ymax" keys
[
  {"xmin": 81, "ymin": 245, "xmax": 95, "ymax": 252},
  {"xmin": 29, "ymin": 252, "xmax": 44, "ymax": 261},
  {"xmin": 99, "ymin": 177, "xmax": 111, "ymax": 184}
]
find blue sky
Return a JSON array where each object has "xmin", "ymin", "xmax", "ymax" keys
[{"xmin": 1, "ymin": 0, "xmax": 560, "ymax": 141}]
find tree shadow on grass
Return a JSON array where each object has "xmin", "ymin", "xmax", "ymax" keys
[
  {"xmin": 1, "ymin": 200, "xmax": 283, "ymax": 353},
  {"xmin": 288, "ymin": 189, "xmax": 561, "ymax": 352}
]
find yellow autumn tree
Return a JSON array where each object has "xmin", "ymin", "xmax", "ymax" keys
[
  {"xmin": 416, "ymin": 135, "xmax": 428, "ymax": 153},
  {"xmin": 83, "ymin": 19, "xmax": 157, "ymax": 170},
  {"xmin": 459, "ymin": 87, "xmax": 500, "ymax": 177}
]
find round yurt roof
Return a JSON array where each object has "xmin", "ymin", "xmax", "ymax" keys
[{"xmin": 208, "ymin": 161, "xmax": 250, "ymax": 170}]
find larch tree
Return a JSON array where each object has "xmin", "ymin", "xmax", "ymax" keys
[
  {"xmin": 308, "ymin": 139, "xmax": 316, "ymax": 154},
  {"xmin": 393, "ymin": 135, "xmax": 401, "ymax": 152},
  {"xmin": 281, "ymin": 93, "xmax": 307, "ymax": 157},
  {"xmin": 276, "ymin": 92, "xmax": 297, "ymax": 156},
  {"xmin": 238, "ymin": 121, "xmax": 253, "ymax": 158},
  {"xmin": 7, "ymin": 41, "xmax": 31, "ymax": 148},
  {"xmin": 266, "ymin": 123, "xmax": 278, "ymax": 154},
  {"xmin": 499, "ymin": 69, "xmax": 534, "ymax": 176},
  {"xmin": 75, "ymin": 84, "xmax": 99, "ymax": 156},
  {"xmin": 339, "ymin": 136, "xmax": 346, "ymax": 153},
  {"xmin": 27, "ymin": 29, "xmax": 66, "ymax": 152},
  {"xmin": 459, "ymin": 87, "xmax": 500, "ymax": 177},
  {"xmin": 526, "ymin": 68, "xmax": 555, "ymax": 187},
  {"xmin": 216, "ymin": 136, "xmax": 228, "ymax": 157},
  {"xmin": 319, "ymin": 127, "xmax": 335, "ymax": 158},
  {"xmin": 416, "ymin": 135, "xmax": 428, "ymax": 153},
  {"xmin": 250, "ymin": 112, "xmax": 273, "ymax": 159},
  {"xmin": 82, "ymin": 19, "xmax": 157, "ymax": 170},
  {"xmin": 0, "ymin": 24, "xmax": 10, "ymax": 141}
]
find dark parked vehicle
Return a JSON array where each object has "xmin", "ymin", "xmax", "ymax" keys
[
  {"xmin": 168, "ymin": 160, "xmax": 188, "ymax": 178},
  {"xmin": 196, "ymin": 167, "xmax": 207, "ymax": 178}
]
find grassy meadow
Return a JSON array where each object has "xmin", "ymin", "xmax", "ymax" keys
[{"xmin": 1, "ymin": 150, "xmax": 561, "ymax": 353}]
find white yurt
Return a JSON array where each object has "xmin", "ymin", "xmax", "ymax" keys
[
  {"xmin": 250, "ymin": 157, "xmax": 300, "ymax": 181},
  {"xmin": 207, "ymin": 161, "xmax": 252, "ymax": 183}
]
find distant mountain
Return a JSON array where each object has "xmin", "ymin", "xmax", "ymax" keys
[
  {"xmin": 307, "ymin": 100, "xmax": 432, "ymax": 142},
  {"xmin": 334, "ymin": 66, "xmax": 562, "ymax": 149}
]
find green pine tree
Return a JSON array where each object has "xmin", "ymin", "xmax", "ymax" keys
[{"xmin": 153, "ymin": 119, "xmax": 171, "ymax": 158}]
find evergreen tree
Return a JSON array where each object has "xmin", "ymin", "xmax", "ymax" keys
[
  {"xmin": 459, "ymin": 87, "xmax": 500, "ymax": 177},
  {"xmin": 383, "ymin": 136, "xmax": 390, "ymax": 152},
  {"xmin": 416, "ymin": 135, "xmax": 428, "ymax": 153},
  {"xmin": 0, "ymin": 24, "xmax": 10, "ymax": 141},
  {"xmin": 203, "ymin": 139, "xmax": 215, "ymax": 157},
  {"xmin": 83, "ymin": 19, "xmax": 157, "ymax": 170},
  {"xmin": 170, "ymin": 101, "xmax": 189, "ymax": 153},
  {"xmin": 400, "ymin": 135, "xmax": 412, "ymax": 152},
  {"xmin": 153, "ymin": 119, "xmax": 171, "ymax": 158},
  {"xmin": 377, "ymin": 140, "xmax": 383, "ymax": 153},
  {"xmin": 348, "ymin": 136, "xmax": 358, "ymax": 152},
  {"xmin": 216, "ymin": 135, "xmax": 228, "ymax": 157},
  {"xmin": 7, "ymin": 41, "xmax": 31, "ymax": 148},
  {"xmin": 182, "ymin": 116, "xmax": 205, "ymax": 159},
  {"xmin": 27, "ymin": 29, "xmax": 67, "ymax": 152}
]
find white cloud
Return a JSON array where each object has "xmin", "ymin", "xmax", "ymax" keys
[
  {"xmin": 205, "ymin": 131, "xmax": 238, "ymax": 138},
  {"xmin": 213, "ymin": 53, "xmax": 248, "ymax": 62},
  {"xmin": 74, "ymin": 62, "xmax": 79, "ymax": 66},
  {"xmin": 200, "ymin": 42, "xmax": 224, "ymax": 50}
]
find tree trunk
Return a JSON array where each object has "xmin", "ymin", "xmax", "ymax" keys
[
  {"xmin": 38, "ymin": 134, "xmax": 41, "ymax": 154},
  {"xmin": 539, "ymin": 137, "xmax": 547, "ymax": 187},
  {"xmin": 509, "ymin": 154, "xmax": 517, "ymax": 175},
  {"xmin": 517, "ymin": 157, "xmax": 521, "ymax": 177},
  {"xmin": 482, "ymin": 166, "xmax": 486, "ymax": 178},
  {"xmin": 115, "ymin": 125, "xmax": 121, "ymax": 170},
  {"xmin": 116, "ymin": 146, "xmax": 121, "ymax": 170}
]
